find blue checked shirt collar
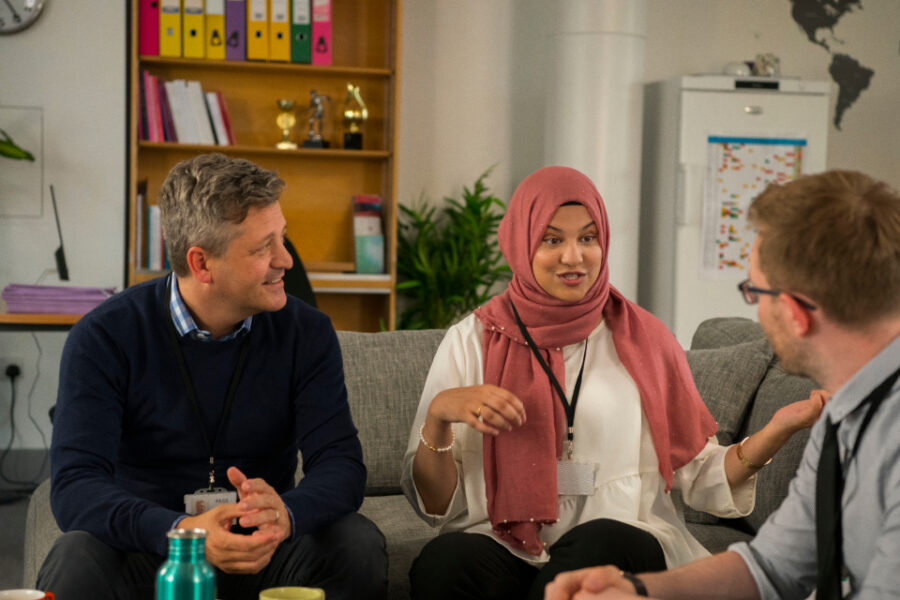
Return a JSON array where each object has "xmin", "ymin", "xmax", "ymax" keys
[{"xmin": 168, "ymin": 273, "xmax": 252, "ymax": 341}]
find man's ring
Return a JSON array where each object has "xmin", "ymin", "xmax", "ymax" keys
[
  {"xmin": 476, "ymin": 405, "xmax": 484, "ymax": 423},
  {"xmin": 274, "ymin": 510, "xmax": 281, "ymax": 521}
]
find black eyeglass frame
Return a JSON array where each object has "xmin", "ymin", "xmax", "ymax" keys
[{"xmin": 737, "ymin": 279, "xmax": 817, "ymax": 311}]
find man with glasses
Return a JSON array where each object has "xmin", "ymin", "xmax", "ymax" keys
[{"xmin": 545, "ymin": 170, "xmax": 900, "ymax": 600}]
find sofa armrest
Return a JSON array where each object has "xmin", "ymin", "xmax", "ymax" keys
[{"xmin": 23, "ymin": 478, "xmax": 61, "ymax": 587}]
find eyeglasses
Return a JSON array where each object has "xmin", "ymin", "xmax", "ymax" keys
[{"xmin": 737, "ymin": 279, "xmax": 817, "ymax": 311}]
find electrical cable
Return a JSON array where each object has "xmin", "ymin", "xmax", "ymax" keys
[
  {"xmin": 27, "ymin": 332, "xmax": 50, "ymax": 476},
  {"xmin": 0, "ymin": 365, "xmax": 42, "ymax": 500}
]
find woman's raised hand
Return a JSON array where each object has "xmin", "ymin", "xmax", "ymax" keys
[{"xmin": 427, "ymin": 385, "xmax": 526, "ymax": 436}]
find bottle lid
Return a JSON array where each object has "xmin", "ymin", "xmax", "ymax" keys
[{"xmin": 167, "ymin": 528, "xmax": 209, "ymax": 540}]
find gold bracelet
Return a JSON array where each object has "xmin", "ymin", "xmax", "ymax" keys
[
  {"xmin": 736, "ymin": 436, "xmax": 772, "ymax": 469},
  {"xmin": 419, "ymin": 423, "xmax": 454, "ymax": 453}
]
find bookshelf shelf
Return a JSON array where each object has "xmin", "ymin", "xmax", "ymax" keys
[
  {"xmin": 139, "ymin": 55, "xmax": 392, "ymax": 78},
  {"xmin": 138, "ymin": 142, "xmax": 390, "ymax": 161},
  {"xmin": 127, "ymin": 0, "xmax": 401, "ymax": 331}
]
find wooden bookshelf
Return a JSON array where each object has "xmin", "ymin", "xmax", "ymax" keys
[{"xmin": 127, "ymin": 0, "xmax": 401, "ymax": 331}]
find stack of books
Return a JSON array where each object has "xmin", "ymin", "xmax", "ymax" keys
[
  {"xmin": 2, "ymin": 284, "xmax": 116, "ymax": 315},
  {"xmin": 139, "ymin": 71, "xmax": 235, "ymax": 146}
]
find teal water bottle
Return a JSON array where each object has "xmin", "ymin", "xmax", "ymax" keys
[{"xmin": 156, "ymin": 528, "xmax": 216, "ymax": 600}]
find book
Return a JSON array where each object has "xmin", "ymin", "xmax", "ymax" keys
[
  {"xmin": 138, "ymin": 0, "xmax": 160, "ymax": 56},
  {"xmin": 138, "ymin": 68, "xmax": 149, "ymax": 140},
  {"xmin": 142, "ymin": 71, "xmax": 163, "ymax": 142},
  {"xmin": 165, "ymin": 79, "xmax": 199, "ymax": 144},
  {"xmin": 225, "ymin": 0, "xmax": 247, "ymax": 61},
  {"xmin": 206, "ymin": 0, "xmax": 227, "ymax": 60},
  {"xmin": 205, "ymin": 91, "xmax": 230, "ymax": 146},
  {"xmin": 290, "ymin": 0, "xmax": 311, "ymax": 63},
  {"xmin": 247, "ymin": 0, "xmax": 269, "ymax": 61},
  {"xmin": 215, "ymin": 91, "xmax": 237, "ymax": 145},
  {"xmin": 311, "ymin": 0, "xmax": 331, "ymax": 65},
  {"xmin": 186, "ymin": 80, "xmax": 216, "ymax": 145},
  {"xmin": 158, "ymin": 80, "xmax": 178, "ymax": 142},
  {"xmin": 183, "ymin": 0, "xmax": 206, "ymax": 58},
  {"xmin": 147, "ymin": 204, "xmax": 163, "ymax": 270},
  {"xmin": 159, "ymin": 0, "xmax": 182, "ymax": 57},
  {"xmin": 269, "ymin": 0, "xmax": 291, "ymax": 61},
  {"xmin": 352, "ymin": 194, "xmax": 384, "ymax": 274},
  {"xmin": 135, "ymin": 180, "xmax": 147, "ymax": 269}
]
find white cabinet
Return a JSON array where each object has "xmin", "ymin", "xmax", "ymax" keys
[{"xmin": 639, "ymin": 75, "xmax": 830, "ymax": 346}]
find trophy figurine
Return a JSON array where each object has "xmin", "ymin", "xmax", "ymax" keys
[
  {"xmin": 302, "ymin": 90, "xmax": 331, "ymax": 149},
  {"xmin": 275, "ymin": 99, "xmax": 298, "ymax": 150},
  {"xmin": 342, "ymin": 83, "xmax": 368, "ymax": 150}
]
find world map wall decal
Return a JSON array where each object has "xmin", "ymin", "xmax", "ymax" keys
[{"xmin": 790, "ymin": 0, "xmax": 875, "ymax": 130}]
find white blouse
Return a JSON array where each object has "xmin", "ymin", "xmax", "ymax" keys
[{"xmin": 400, "ymin": 313, "xmax": 757, "ymax": 567}]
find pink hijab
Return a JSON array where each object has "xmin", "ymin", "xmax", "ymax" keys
[{"xmin": 473, "ymin": 166, "xmax": 716, "ymax": 556}]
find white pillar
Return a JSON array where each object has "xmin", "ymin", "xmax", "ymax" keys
[{"xmin": 544, "ymin": 0, "xmax": 647, "ymax": 299}]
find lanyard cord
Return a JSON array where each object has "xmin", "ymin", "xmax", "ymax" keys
[
  {"xmin": 163, "ymin": 277, "xmax": 252, "ymax": 489},
  {"xmin": 844, "ymin": 364, "xmax": 900, "ymax": 471},
  {"xmin": 509, "ymin": 299, "xmax": 588, "ymax": 459}
]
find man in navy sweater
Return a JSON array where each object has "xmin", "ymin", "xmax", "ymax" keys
[{"xmin": 36, "ymin": 153, "xmax": 386, "ymax": 599}]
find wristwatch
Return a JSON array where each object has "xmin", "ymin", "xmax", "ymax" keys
[{"xmin": 621, "ymin": 571, "xmax": 649, "ymax": 596}]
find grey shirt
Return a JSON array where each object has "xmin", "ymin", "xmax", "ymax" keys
[{"xmin": 731, "ymin": 332, "xmax": 900, "ymax": 599}]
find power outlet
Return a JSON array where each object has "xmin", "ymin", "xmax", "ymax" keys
[{"xmin": 0, "ymin": 357, "xmax": 25, "ymax": 380}]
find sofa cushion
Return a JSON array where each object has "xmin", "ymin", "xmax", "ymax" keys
[
  {"xmin": 738, "ymin": 362, "xmax": 817, "ymax": 532},
  {"xmin": 360, "ymin": 495, "xmax": 438, "ymax": 600},
  {"xmin": 685, "ymin": 338, "xmax": 773, "ymax": 446},
  {"xmin": 337, "ymin": 329, "xmax": 446, "ymax": 495},
  {"xmin": 680, "ymin": 335, "xmax": 772, "ymax": 526},
  {"xmin": 690, "ymin": 317, "xmax": 766, "ymax": 350}
]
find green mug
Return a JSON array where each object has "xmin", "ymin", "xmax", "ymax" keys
[{"xmin": 259, "ymin": 587, "xmax": 325, "ymax": 600}]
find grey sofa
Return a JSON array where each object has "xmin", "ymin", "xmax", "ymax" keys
[{"xmin": 24, "ymin": 317, "xmax": 815, "ymax": 599}]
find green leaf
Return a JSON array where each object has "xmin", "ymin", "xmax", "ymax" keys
[{"xmin": 395, "ymin": 167, "xmax": 510, "ymax": 329}]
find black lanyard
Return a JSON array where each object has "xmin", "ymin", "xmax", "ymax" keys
[
  {"xmin": 163, "ymin": 277, "xmax": 251, "ymax": 490},
  {"xmin": 510, "ymin": 299, "xmax": 588, "ymax": 459},
  {"xmin": 816, "ymin": 362, "xmax": 900, "ymax": 597},
  {"xmin": 842, "ymin": 364, "xmax": 900, "ymax": 472}
]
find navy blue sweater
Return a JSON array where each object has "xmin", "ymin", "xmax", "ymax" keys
[{"xmin": 49, "ymin": 277, "xmax": 365, "ymax": 556}]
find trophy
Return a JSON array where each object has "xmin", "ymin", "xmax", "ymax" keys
[
  {"xmin": 302, "ymin": 89, "xmax": 331, "ymax": 148},
  {"xmin": 342, "ymin": 83, "xmax": 368, "ymax": 150},
  {"xmin": 275, "ymin": 99, "xmax": 298, "ymax": 150}
]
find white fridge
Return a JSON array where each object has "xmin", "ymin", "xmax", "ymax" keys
[{"xmin": 637, "ymin": 75, "xmax": 830, "ymax": 347}]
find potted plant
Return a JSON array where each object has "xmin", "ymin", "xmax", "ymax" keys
[{"xmin": 396, "ymin": 168, "xmax": 511, "ymax": 330}]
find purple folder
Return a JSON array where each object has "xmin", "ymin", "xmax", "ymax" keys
[
  {"xmin": 2, "ymin": 284, "xmax": 116, "ymax": 315},
  {"xmin": 225, "ymin": 0, "xmax": 246, "ymax": 61}
]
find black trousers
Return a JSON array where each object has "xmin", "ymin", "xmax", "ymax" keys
[
  {"xmin": 36, "ymin": 512, "xmax": 388, "ymax": 600},
  {"xmin": 409, "ymin": 518, "xmax": 667, "ymax": 600}
]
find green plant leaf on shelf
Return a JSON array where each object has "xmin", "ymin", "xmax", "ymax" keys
[{"xmin": 396, "ymin": 167, "xmax": 511, "ymax": 330}]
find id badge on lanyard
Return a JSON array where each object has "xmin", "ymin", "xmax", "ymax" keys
[
  {"xmin": 165, "ymin": 276, "xmax": 249, "ymax": 515},
  {"xmin": 511, "ymin": 299, "xmax": 597, "ymax": 497}
]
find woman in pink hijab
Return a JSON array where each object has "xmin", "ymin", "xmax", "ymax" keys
[{"xmin": 400, "ymin": 166, "xmax": 824, "ymax": 600}]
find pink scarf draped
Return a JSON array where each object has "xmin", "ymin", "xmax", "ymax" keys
[{"xmin": 473, "ymin": 166, "xmax": 716, "ymax": 556}]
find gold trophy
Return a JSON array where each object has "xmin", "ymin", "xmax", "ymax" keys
[
  {"xmin": 275, "ymin": 99, "xmax": 298, "ymax": 150},
  {"xmin": 342, "ymin": 83, "xmax": 368, "ymax": 150}
]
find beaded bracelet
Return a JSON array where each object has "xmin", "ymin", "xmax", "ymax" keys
[{"xmin": 419, "ymin": 423, "xmax": 454, "ymax": 453}]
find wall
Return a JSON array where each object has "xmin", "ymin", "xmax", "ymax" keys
[
  {"xmin": 0, "ymin": 0, "xmax": 897, "ymax": 450},
  {"xmin": 396, "ymin": 0, "xmax": 900, "ymax": 312},
  {"xmin": 0, "ymin": 2, "xmax": 127, "ymax": 452},
  {"xmin": 641, "ymin": 0, "xmax": 899, "ymax": 189}
]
